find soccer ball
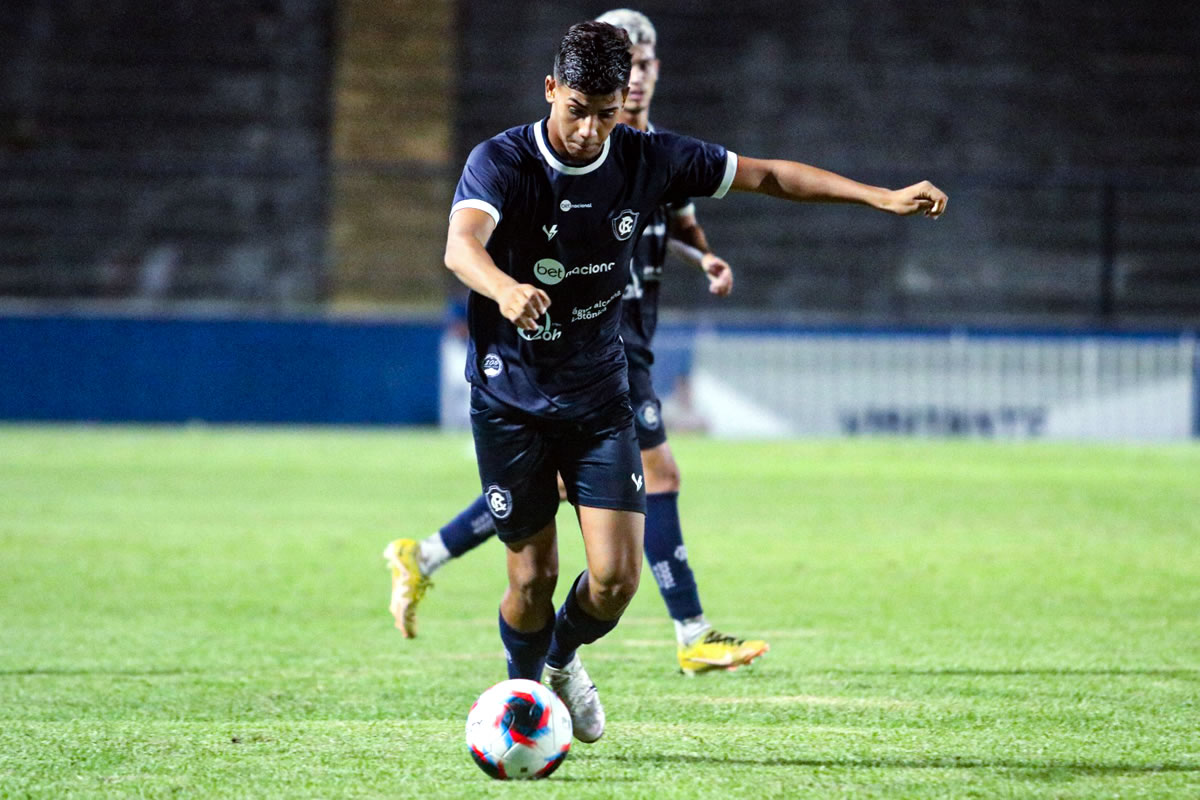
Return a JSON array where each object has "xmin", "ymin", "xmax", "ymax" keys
[{"xmin": 465, "ymin": 678, "xmax": 572, "ymax": 779}]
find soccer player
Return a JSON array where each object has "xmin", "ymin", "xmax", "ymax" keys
[
  {"xmin": 385, "ymin": 8, "xmax": 772, "ymax": 679},
  {"xmin": 406, "ymin": 20, "xmax": 945, "ymax": 743}
]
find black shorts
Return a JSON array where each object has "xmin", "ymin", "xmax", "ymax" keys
[
  {"xmin": 626, "ymin": 347, "xmax": 667, "ymax": 450},
  {"xmin": 469, "ymin": 387, "xmax": 647, "ymax": 543}
]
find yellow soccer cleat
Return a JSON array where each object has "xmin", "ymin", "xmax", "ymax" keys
[
  {"xmin": 382, "ymin": 539, "xmax": 433, "ymax": 638},
  {"xmin": 677, "ymin": 629, "xmax": 769, "ymax": 676}
]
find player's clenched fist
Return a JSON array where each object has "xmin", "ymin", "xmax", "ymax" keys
[
  {"xmin": 884, "ymin": 180, "xmax": 948, "ymax": 218},
  {"xmin": 701, "ymin": 253, "xmax": 733, "ymax": 297},
  {"xmin": 497, "ymin": 283, "xmax": 551, "ymax": 331}
]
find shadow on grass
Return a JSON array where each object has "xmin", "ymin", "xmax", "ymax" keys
[{"xmin": 601, "ymin": 752, "xmax": 1200, "ymax": 775}]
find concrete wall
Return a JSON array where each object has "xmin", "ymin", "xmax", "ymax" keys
[
  {"xmin": 453, "ymin": 1, "xmax": 1200, "ymax": 326},
  {"xmin": 329, "ymin": 0, "xmax": 455, "ymax": 308},
  {"xmin": 0, "ymin": 0, "xmax": 335, "ymax": 306}
]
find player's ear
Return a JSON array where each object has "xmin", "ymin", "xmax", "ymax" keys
[{"xmin": 544, "ymin": 76, "xmax": 556, "ymax": 104}]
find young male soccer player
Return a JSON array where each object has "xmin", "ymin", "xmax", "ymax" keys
[
  {"xmin": 412, "ymin": 20, "xmax": 945, "ymax": 743},
  {"xmin": 384, "ymin": 8, "xmax": 771, "ymax": 678}
]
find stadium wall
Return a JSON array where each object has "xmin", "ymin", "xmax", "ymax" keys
[
  {"xmin": 686, "ymin": 325, "xmax": 1199, "ymax": 441},
  {"xmin": 329, "ymin": 0, "xmax": 454, "ymax": 307},
  {"xmin": 0, "ymin": 313, "xmax": 440, "ymax": 424},
  {"xmin": 454, "ymin": 2, "xmax": 1200, "ymax": 325},
  {"xmin": 0, "ymin": 1, "xmax": 335, "ymax": 305},
  {"xmin": 443, "ymin": 322, "xmax": 1200, "ymax": 441}
]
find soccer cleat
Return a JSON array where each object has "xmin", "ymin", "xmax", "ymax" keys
[
  {"xmin": 544, "ymin": 654, "xmax": 606, "ymax": 743},
  {"xmin": 677, "ymin": 629, "xmax": 770, "ymax": 676},
  {"xmin": 382, "ymin": 538, "xmax": 433, "ymax": 638}
]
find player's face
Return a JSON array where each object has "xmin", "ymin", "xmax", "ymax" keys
[
  {"xmin": 544, "ymin": 77, "xmax": 628, "ymax": 162},
  {"xmin": 626, "ymin": 43, "xmax": 659, "ymax": 114}
]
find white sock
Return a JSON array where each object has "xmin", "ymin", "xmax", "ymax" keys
[
  {"xmin": 417, "ymin": 533, "xmax": 451, "ymax": 576},
  {"xmin": 674, "ymin": 615, "xmax": 711, "ymax": 647}
]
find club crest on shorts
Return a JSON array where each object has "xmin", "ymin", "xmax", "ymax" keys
[
  {"xmin": 611, "ymin": 209, "xmax": 638, "ymax": 241},
  {"xmin": 485, "ymin": 485, "xmax": 513, "ymax": 519},
  {"xmin": 638, "ymin": 400, "xmax": 661, "ymax": 430}
]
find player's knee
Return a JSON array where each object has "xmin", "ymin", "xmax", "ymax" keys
[
  {"xmin": 642, "ymin": 445, "xmax": 681, "ymax": 493},
  {"xmin": 646, "ymin": 459, "xmax": 680, "ymax": 492},
  {"xmin": 508, "ymin": 564, "xmax": 558, "ymax": 605},
  {"xmin": 588, "ymin": 564, "xmax": 641, "ymax": 614}
]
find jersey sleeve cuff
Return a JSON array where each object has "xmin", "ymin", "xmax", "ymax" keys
[
  {"xmin": 450, "ymin": 199, "xmax": 501, "ymax": 225},
  {"xmin": 712, "ymin": 151, "xmax": 738, "ymax": 199}
]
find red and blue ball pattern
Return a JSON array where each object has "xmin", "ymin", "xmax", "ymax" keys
[{"xmin": 466, "ymin": 679, "xmax": 572, "ymax": 780}]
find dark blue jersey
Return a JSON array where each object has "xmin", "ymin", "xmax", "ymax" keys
[
  {"xmin": 619, "ymin": 123, "xmax": 694, "ymax": 356},
  {"xmin": 451, "ymin": 119, "xmax": 736, "ymax": 418},
  {"xmin": 619, "ymin": 197, "xmax": 694, "ymax": 357}
]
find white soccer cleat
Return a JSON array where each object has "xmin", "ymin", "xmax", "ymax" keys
[{"xmin": 544, "ymin": 654, "xmax": 606, "ymax": 743}]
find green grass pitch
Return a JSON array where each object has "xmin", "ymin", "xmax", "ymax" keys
[{"xmin": 1, "ymin": 426, "xmax": 1197, "ymax": 798}]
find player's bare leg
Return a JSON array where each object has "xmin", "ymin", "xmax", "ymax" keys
[
  {"xmin": 642, "ymin": 442, "xmax": 769, "ymax": 675},
  {"xmin": 544, "ymin": 506, "xmax": 643, "ymax": 742},
  {"xmin": 501, "ymin": 520, "xmax": 559, "ymax": 634},
  {"xmin": 575, "ymin": 506, "xmax": 644, "ymax": 620}
]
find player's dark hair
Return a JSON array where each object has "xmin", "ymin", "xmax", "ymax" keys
[{"xmin": 553, "ymin": 21, "xmax": 632, "ymax": 96}]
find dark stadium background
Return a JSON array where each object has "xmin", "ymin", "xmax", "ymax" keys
[{"xmin": 1, "ymin": 0, "xmax": 1197, "ymax": 424}]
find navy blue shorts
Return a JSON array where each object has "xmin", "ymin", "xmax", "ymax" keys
[
  {"xmin": 470, "ymin": 387, "xmax": 647, "ymax": 543},
  {"xmin": 626, "ymin": 347, "xmax": 667, "ymax": 450}
]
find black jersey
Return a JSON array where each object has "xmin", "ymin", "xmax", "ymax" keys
[{"xmin": 451, "ymin": 119, "xmax": 736, "ymax": 418}]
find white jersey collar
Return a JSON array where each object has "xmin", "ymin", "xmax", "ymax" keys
[{"xmin": 535, "ymin": 118, "xmax": 611, "ymax": 176}]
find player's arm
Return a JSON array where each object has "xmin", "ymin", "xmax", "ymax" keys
[
  {"xmin": 730, "ymin": 156, "xmax": 947, "ymax": 217},
  {"xmin": 444, "ymin": 208, "xmax": 549, "ymax": 332},
  {"xmin": 667, "ymin": 211, "xmax": 732, "ymax": 297}
]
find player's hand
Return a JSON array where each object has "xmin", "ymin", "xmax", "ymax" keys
[
  {"xmin": 884, "ymin": 180, "xmax": 948, "ymax": 218},
  {"xmin": 497, "ymin": 283, "xmax": 550, "ymax": 332},
  {"xmin": 702, "ymin": 253, "xmax": 733, "ymax": 297}
]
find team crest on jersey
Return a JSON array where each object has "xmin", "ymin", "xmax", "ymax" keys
[
  {"xmin": 481, "ymin": 353, "xmax": 503, "ymax": 377},
  {"xmin": 485, "ymin": 485, "xmax": 513, "ymax": 519},
  {"xmin": 638, "ymin": 400, "xmax": 661, "ymax": 430},
  {"xmin": 611, "ymin": 209, "xmax": 639, "ymax": 241}
]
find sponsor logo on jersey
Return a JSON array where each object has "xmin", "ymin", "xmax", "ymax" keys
[
  {"xmin": 559, "ymin": 199, "xmax": 593, "ymax": 212},
  {"xmin": 518, "ymin": 311, "xmax": 563, "ymax": 342},
  {"xmin": 481, "ymin": 353, "xmax": 503, "ymax": 377},
  {"xmin": 542, "ymin": 224, "xmax": 558, "ymax": 240},
  {"xmin": 638, "ymin": 400, "xmax": 661, "ymax": 430},
  {"xmin": 485, "ymin": 485, "xmax": 513, "ymax": 519},
  {"xmin": 611, "ymin": 209, "xmax": 639, "ymax": 241},
  {"xmin": 571, "ymin": 290, "xmax": 622, "ymax": 322},
  {"xmin": 533, "ymin": 257, "xmax": 615, "ymax": 286}
]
